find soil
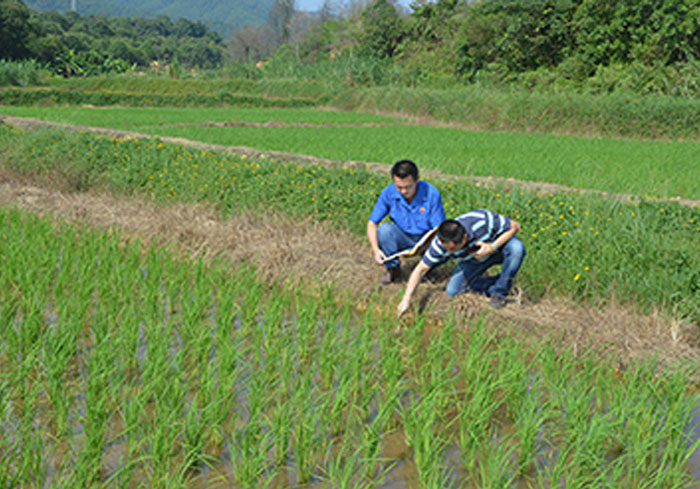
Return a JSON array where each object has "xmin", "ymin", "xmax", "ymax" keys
[{"xmin": 1, "ymin": 115, "xmax": 699, "ymax": 383}]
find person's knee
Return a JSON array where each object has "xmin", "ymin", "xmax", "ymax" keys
[
  {"xmin": 445, "ymin": 283, "xmax": 461, "ymax": 298},
  {"xmin": 376, "ymin": 223, "xmax": 394, "ymax": 247},
  {"xmin": 505, "ymin": 239, "xmax": 526, "ymax": 261}
]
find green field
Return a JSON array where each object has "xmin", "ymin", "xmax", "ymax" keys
[
  {"xmin": 2, "ymin": 93, "xmax": 700, "ymax": 488},
  {"xmin": 2, "ymin": 105, "xmax": 699, "ymax": 201},
  {"xmin": 2, "ymin": 207, "xmax": 698, "ymax": 488}
]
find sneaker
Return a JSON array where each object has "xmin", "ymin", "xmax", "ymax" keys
[
  {"xmin": 489, "ymin": 296, "xmax": 507, "ymax": 309},
  {"xmin": 379, "ymin": 267, "xmax": 401, "ymax": 286}
]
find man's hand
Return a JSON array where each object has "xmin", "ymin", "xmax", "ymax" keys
[
  {"xmin": 397, "ymin": 296, "xmax": 411, "ymax": 317},
  {"xmin": 471, "ymin": 241, "xmax": 495, "ymax": 261},
  {"xmin": 374, "ymin": 248, "xmax": 387, "ymax": 265}
]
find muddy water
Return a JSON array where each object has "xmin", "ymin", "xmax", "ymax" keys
[{"xmin": 686, "ymin": 408, "xmax": 700, "ymax": 488}]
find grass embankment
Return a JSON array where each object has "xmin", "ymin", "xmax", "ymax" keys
[
  {"xmin": 1, "ymin": 123, "xmax": 698, "ymax": 324},
  {"xmin": 3, "ymin": 75, "xmax": 700, "ymax": 140},
  {"xmin": 2, "ymin": 206, "xmax": 698, "ymax": 488},
  {"xmin": 2, "ymin": 105, "xmax": 700, "ymax": 202}
]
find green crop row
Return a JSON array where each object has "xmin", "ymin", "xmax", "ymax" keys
[
  {"xmin": 0, "ymin": 87, "xmax": 320, "ymax": 108},
  {"xmin": 1, "ymin": 123, "xmax": 698, "ymax": 323},
  {"xmin": 45, "ymin": 75, "xmax": 334, "ymax": 101},
  {"xmin": 1, "ymin": 206, "xmax": 698, "ymax": 488}
]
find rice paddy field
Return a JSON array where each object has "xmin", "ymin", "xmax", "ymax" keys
[
  {"xmin": 2, "ymin": 208, "xmax": 699, "ymax": 488},
  {"xmin": 1, "ymin": 102, "xmax": 700, "ymax": 488}
]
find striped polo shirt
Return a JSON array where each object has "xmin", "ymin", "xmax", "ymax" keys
[{"xmin": 422, "ymin": 209, "xmax": 511, "ymax": 266}]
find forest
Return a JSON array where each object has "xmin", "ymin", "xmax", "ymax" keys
[{"xmin": 2, "ymin": 0, "xmax": 700, "ymax": 96}]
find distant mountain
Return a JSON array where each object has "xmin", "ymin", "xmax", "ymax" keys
[{"xmin": 23, "ymin": 0, "xmax": 277, "ymax": 36}]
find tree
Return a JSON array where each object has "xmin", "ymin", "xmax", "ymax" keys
[
  {"xmin": 455, "ymin": 0, "xmax": 579, "ymax": 78},
  {"xmin": 228, "ymin": 24, "xmax": 277, "ymax": 63},
  {"xmin": 268, "ymin": 0, "xmax": 296, "ymax": 45},
  {"xmin": 0, "ymin": 0, "xmax": 36, "ymax": 59},
  {"xmin": 572, "ymin": 0, "xmax": 700, "ymax": 66},
  {"xmin": 319, "ymin": 0, "xmax": 340, "ymax": 21},
  {"xmin": 358, "ymin": 0, "xmax": 404, "ymax": 58}
]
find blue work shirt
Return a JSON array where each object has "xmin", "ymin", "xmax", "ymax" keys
[{"xmin": 369, "ymin": 180, "xmax": 445, "ymax": 236}]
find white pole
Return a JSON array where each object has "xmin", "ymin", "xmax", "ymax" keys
[{"xmin": 71, "ymin": 0, "xmax": 76, "ymax": 11}]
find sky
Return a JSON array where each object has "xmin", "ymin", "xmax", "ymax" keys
[{"xmin": 296, "ymin": 0, "xmax": 415, "ymax": 12}]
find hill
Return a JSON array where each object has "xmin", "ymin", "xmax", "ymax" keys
[{"xmin": 23, "ymin": 0, "xmax": 276, "ymax": 35}]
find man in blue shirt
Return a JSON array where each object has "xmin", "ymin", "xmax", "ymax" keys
[
  {"xmin": 397, "ymin": 209, "xmax": 526, "ymax": 314},
  {"xmin": 367, "ymin": 160, "xmax": 446, "ymax": 286}
]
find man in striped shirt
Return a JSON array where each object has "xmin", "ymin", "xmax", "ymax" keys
[{"xmin": 397, "ymin": 209, "xmax": 526, "ymax": 315}]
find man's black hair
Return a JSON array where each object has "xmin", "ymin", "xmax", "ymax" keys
[
  {"xmin": 437, "ymin": 219, "xmax": 467, "ymax": 245},
  {"xmin": 391, "ymin": 159, "xmax": 419, "ymax": 180}
]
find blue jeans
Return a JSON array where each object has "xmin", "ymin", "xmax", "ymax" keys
[
  {"xmin": 445, "ymin": 236, "xmax": 526, "ymax": 299},
  {"xmin": 377, "ymin": 221, "xmax": 425, "ymax": 269}
]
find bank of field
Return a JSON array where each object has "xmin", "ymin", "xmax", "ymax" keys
[
  {"xmin": 2, "ymin": 206, "xmax": 699, "ymax": 489},
  {"xmin": 2, "ymin": 106, "xmax": 700, "ymax": 201},
  {"xmin": 1, "ymin": 123, "xmax": 699, "ymax": 324}
]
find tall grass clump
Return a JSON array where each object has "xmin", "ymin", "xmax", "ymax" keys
[
  {"xmin": 333, "ymin": 84, "xmax": 700, "ymax": 141},
  {"xmin": 0, "ymin": 59, "xmax": 50, "ymax": 87}
]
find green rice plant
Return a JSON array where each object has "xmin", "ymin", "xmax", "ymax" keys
[
  {"xmin": 457, "ymin": 368, "xmax": 504, "ymax": 475},
  {"xmin": 474, "ymin": 428, "xmax": 518, "ymax": 489},
  {"xmin": 4, "ymin": 104, "xmax": 700, "ymax": 200},
  {"xmin": 533, "ymin": 441, "xmax": 577, "ymax": 488},
  {"xmin": 267, "ymin": 395, "xmax": 293, "ymax": 467},
  {"xmin": 513, "ymin": 376, "xmax": 550, "ymax": 476},
  {"xmin": 2, "ymin": 204, "xmax": 700, "ymax": 487},
  {"xmin": 38, "ymin": 311, "xmax": 76, "ymax": 439},
  {"xmin": 401, "ymin": 387, "xmax": 455, "ymax": 488},
  {"xmin": 291, "ymin": 372, "xmax": 326, "ymax": 484},
  {"xmin": 111, "ymin": 386, "xmax": 147, "ymax": 487},
  {"xmin": 229, "ymin": 417, "xmax": 275, "ymax": 489},
  {"xmin": 320, "ymin": 442, "xmax": 370, "ymax": 489}
]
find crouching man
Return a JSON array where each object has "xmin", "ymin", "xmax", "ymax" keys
[
  {"xmin": 397, "ymin": 209, "xmax": 526, "ymax": 315},
  {"xmin": 367, "ymin": 159, "xmax": 445, "ymax": 286}
]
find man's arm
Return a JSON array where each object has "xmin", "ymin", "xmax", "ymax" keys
[
  {"xmin": 397, "ymin": 260, "xmax": 432, "ymax": 316},
  {"xmin": 366, "ymin": 220, "xmax": 386, "ymax": 265},
  {"xmin": 472, "ymin": 218, "xmax": 522, "ymax": 260}
]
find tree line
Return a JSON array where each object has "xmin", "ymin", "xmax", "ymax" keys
[
  {"xmin": 230, "ymin": 0, "xmax": 700, "ymax": 95},
  {"xmin": 3, "ymin": 0, "xmax": 700, "ymax": 96},
  {"xmin": 1, "ymin": 0, "xmax": 225, "ymax": 75}
]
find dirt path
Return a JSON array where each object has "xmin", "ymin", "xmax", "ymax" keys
[{"xmin": 1, "ymin": 115, "xmax": 699, "ymax": 382}]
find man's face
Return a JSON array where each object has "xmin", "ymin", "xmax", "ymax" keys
[
  {"xmin": 440, "ymin": 235, "xmax": 469, "ymax": 253},
  {"xmin": 393, "ymin": 175, "xmax": 419, "ymax": 202}
]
